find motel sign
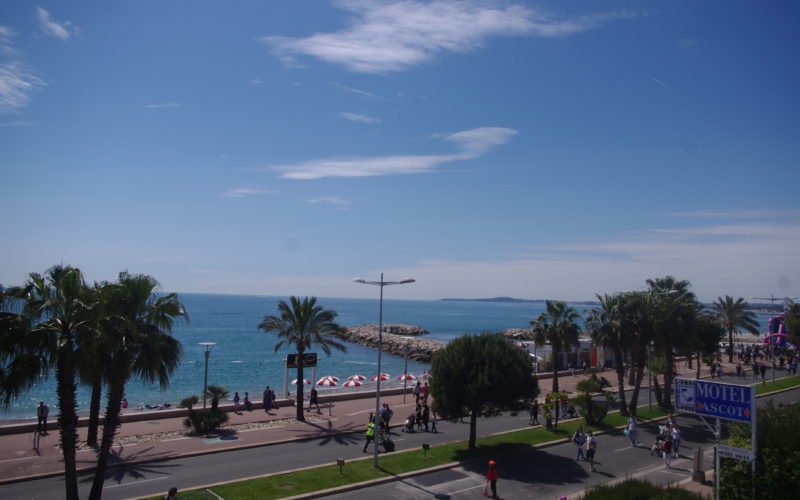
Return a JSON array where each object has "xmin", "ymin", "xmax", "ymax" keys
[{"xmin": 674, "ymin": 378, "xmax": 754, "ymax": 423}]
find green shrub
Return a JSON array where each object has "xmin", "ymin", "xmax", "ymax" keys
[{"xmin": 582, "ymin": 478, "xmax": 703, "ymax": 499}]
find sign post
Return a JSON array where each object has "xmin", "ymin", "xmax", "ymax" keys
[{"xmin": 674, "ymin": 378, "xmax": 756, "ymax": 500}]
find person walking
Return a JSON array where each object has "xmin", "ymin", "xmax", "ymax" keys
[
  {"xmin": 233, "ymin": 392, "xmax": 240, "ymax": 412},
  {"xmin": 485, "ymin": 460, "xmax": 499, "ymax": 499},
  {"xmin": 36, "ymin": 401, "xmax": 49, "ymax": 435},
  {"xmin": 309, "ymin": 387, "xmax": 319, "ymax": 412},
  {"xmin": 413, "ymin": 381, "xmax": 422, "ymax": 403},
  {"xmin": 421, "ymin": 382, "xmax": 430, "ymax": 404},
  {"xmin": 572, "ymin": 425, "xmax": 586, "ymax": 461},
  {"xmin": 760, "ymin": 363, "xmax": 767, "ymax": 384},
  {"xmin": 544, "ymin": 408, "xmax": 553, "ymax": 431},
  {"xmin": 662, "ymin": 434, "xmax": 674, "ymax": 468},
  {"xmin": 528, "ymin": 400, "xmax": 540, "ymax": 426},
  {"xmin": 627, "ymin": 416, "xmax": 639, "ymax": 447},
  {"xmin": 363, "ymin": 413, "xmax": 376, "ymax": 453},
  {"xmin": 584, "ymin": 431, "xmax": 597, "ymax": 472},
  {"xmin": 671, "ymin": 424, "xmax": 681, "ymax": 458},
  {"xmin": 244, "ymin": 392, "xmax": 252, "ymax": 411}
]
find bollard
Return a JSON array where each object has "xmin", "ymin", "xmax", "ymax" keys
[
  {"xmin": 336, "ymin": 458, "xmax": 345, "ymax": 474},
  {"xmin": 422, "ymin": 443, "xmax": 430, "ymax": 456},
  {"xmin": 692, "ymin": 446, "xmax": 705, "ymax": 483}
]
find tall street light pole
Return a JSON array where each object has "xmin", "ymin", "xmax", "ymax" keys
[
  {"xmin": 199, "ymin": 342, "xmax": 216, "ymax": 409},
  {"xmin": 353, "ymin": 274, "xmax": 415, "ymax": 467},
  {"xmin": 402, "ymin": 336, "xmax": 414, "ymax": 404}
]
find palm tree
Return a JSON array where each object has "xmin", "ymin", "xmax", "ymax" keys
[
  {"xmin": 530, "ymin": 300, "xmax": 581, "ymax": 394},
  {"xmin": 712, "ymin": 295, "xmax": 760, "ymax": 363},
  {"xmin": 258, "ymin": 296, "xmax": 346, "ymax": 421},
  {"xmin": 89, "ymin": 272, "xmax": 186, "ymax": 500},
  {"xmin": 0, "ymin": 266, "xmax": 95, "ymax": 500},
  {"xmin": 584, "ymin": 293, "xmax": 630, "ymax": 416},
  {"xmin": 77, "ymin": 282, "xmax": 110, "ymax": 448}
]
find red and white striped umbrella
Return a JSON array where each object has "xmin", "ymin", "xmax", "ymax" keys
[
  {"xmin": 343, "ymin": 379, "xmax": 362, "ymax": 387},
  {"xmin": 348, "ymin": 374, "xmax": 366, "ymax": 381},
  {"xmin": 323, "ymin": 375, "xmax": 340, "ymax": 382},
  {"xmin": 317, "ymin": 377, "xmax": 337, "ymax": 386},
  {"xmin": 291, "ymin": 378, "xmax": 311, "ymax": 385},
  {"xmin": 397, "ymin": 373, "xmax": 416, "ymax": 381},
  {"xmin": 371, "ymin": 373, "xmax": 390, "ymax": 381},
  {"xmin": 422, "ymin": 372, "xmax": 431, "ymax": 379}
]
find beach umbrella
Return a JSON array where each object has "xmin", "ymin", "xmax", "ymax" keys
[
  {"xmin": 422, "ymin": 372, "xmax": 431, "ymax": 379},
  {"xmin": 348, "ymin": 374, "xmax": 366, "ymax": 381},
  {"xmin": 397, "ymin": 373, "xmax": 416, "ymax": 381},
  {"xmin": 323, "ymin": 375, "xmax": 340, "ymax": 382},
  {"xmin": 371, "ymin": 373, "xmax": 390, "ymax": 381},
  {"xmin": 317, "ymin": 377, "xmax": 337, "ymax": 386},
  {"xmin": 291, "ymin": 378, "xmax": 311, "ymax": 385},
  {"xmin": 343, "ymin": 379, "xmax": 362, "ymax": 387}
]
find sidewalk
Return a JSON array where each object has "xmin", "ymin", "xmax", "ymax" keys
[{"xmin": 0, "ymin": 360, "xmax": 721, "ymax": 486}]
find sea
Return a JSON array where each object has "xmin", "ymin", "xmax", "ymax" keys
[{"xmin": 1, "ymin": 293, "xmax": 774, "ymax": 421}]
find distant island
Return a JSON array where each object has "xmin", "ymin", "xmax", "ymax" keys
[{"xmin": 441, "ymin": 297, "xmax": 600, "ymax": 306}]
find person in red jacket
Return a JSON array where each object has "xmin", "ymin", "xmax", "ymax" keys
[{"xmin": 485, "ymin": 460, "xmax": 498, "ymax": 498}]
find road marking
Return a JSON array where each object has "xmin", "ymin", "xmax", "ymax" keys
[
  {"xmin": 613, "ymin": 446, "xmax": 635, "ymax": 452},
  {"xmin": 104, "ymin": 476, "xmax": 168, "ymax": 488},
  {"xmin": 657, "ymin": 469, "xmax": 687, "ymax": 477},
  {"xmin": 0, "ymin": 456, "xmax": 36, "ymax": 463},
  {"xmin": 445, "ymin": 484, "xmax": 485, "ymax": 495}
]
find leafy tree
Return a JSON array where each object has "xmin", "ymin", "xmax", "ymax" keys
[
  {"xmin": 0, "ymin": 266, "xmax": 95, "ymax": 500},
  {"xmin": 530, "ymin": 300, "xmax": 580, "ymax": 394},
  {"xmin": 89, "ymin": 273, "xmax": 186, "ymax": 500},
  {"xmin": 181, "ymin": 389, "xmax": 230, "ymax": 435},
  {"xmin": 783, "ymin": 303, "xmax": 800, "ymax": 346},
  {"xmin": 572, "ymin": 371, "xmax": 614, "ymax": 425},
  {"xmin": 712, "ymin": 296, "xmax": 760, "ymax": 363},
  {"xmin": 429, "ymin": 333, "xmax": 539, "ymax": 449},
  {"xmin": 692, "ymin": 313, "xmax": 725, "ymax": 378},
  {"xmin": 258, "ymin": 296, "xmax": 346, "ymax": 421},
  {"xmin": 205, "ymin": 384, "xmax": 230, "ymax": 411}
]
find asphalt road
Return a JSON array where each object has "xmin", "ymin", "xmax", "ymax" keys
[{"xmin": 2, "ymin": 374, "xmax": 796, "ymax": 500}]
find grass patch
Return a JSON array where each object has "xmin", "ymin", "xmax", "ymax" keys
[{"xmin": 754, "ymin": 374, "xmax": 800, "ymax": 395}]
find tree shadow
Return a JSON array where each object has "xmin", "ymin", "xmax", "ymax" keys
[
  {"xmin": 76, "ymin": 445, "xmax": 179, "ymax": 485},
  {"xmin": 291, "ymin": 419, "xmax": 364, "ymax": 447},
  {"xmin": 459, "ymin": 447, "xmax": 591, "ymax": 487}
]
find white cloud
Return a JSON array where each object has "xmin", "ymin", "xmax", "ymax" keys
[
  {"xmin": 270, "ymin": 126, "xmax": 517, "ymax": 179},
  {"xmin": 0, "ymin": 61, "xmax": 45, "ymax": 113},
  {"xmin": 305, "ymin": 196, "xmax": 352, "ymax": 207},
  {"xmin": 260, "ymin": 0, "xmax": 622, "ymax": 73},
  {"xmin": 145, "ymin": 103, "xmax": 182, "ymax": 109},
  {"xmin": 35, "ymin": 7, "xmax": 80, "ymax": 40},
  {"xmin": 219, "ymin": 185, "xmax": 278, "ymax": 198},
  {"xmin": 341, "ymin": 112, "xmax": 380, "ymax": 124},
  {"xmin": 651, "ymin": 77, "xmax": 674, "ymax": 91},
  {"xmin": 331, "ymin": 82, "xmax": 384, "ymax": 100}
]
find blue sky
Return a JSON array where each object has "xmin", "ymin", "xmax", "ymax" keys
[{"xmin": 1, "ymin": 1, "xmax": 798, "ymax": 303}]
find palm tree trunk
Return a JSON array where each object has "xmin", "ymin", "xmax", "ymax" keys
[
  {"xmin": 551, "ymin": 348, "xmax": 559, "ymax": 394},
  {"xmin": 653, "ymin": 374, "xmax": 663, "ymax": 407},
  {"xmin": 728, "ymin": 329, "xmax": 735, "ymax": 364},
  {"xmin": 87, "ymin": 379, "xmax": 102, "ymax": 447},
  {"xmin": 627, "ymin": 357, "xmax": 646, "ymax": 417},
  {"xmin": 696, "ymin": 352, "xmax": 702, "ymax": 379},
  {"xmin": 296, "ymin": 354, "xmax": 305, "ymax": 421},
  {"xmin": 89, "ymin": 379, "xmax": 126, "ymax": 500},
  {"xmin": 56, "ymin": 344, "xmax": 80, "ymax": 500},
  {"xmin": 613, "ymin": 348, "xmax": 629, "ymax": 417},
  {"xmin": 662, "ymin": 346, "xmax": 675, "ymax": 411}
]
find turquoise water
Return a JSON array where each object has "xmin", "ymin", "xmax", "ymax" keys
[{"xmin": 1, "ymin": 294, "xmax": 772, "ymax": 420}]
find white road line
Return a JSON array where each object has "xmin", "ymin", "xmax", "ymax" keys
[
  {"xmin": 613, "ymin": 446, "xmax": 634, "ymax": 453},
  {"xmin": 657, "ymin": 469, "xmax": 688, "ymax": 477},
  {"xmin": 445, "ymin": 484, "xmax": 485, "ymax": 496},
  {"xmin": 0, "ymin": 456, "xmax": 36, "ymax": 463},
  {"xmin": 104, "ymin": 476, "xmax": 168, "ymax": 488}
]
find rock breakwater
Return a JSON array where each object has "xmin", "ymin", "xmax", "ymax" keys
[{"xmin": 339, "ymin": 325, "xmax": 444, "ymax": 363}]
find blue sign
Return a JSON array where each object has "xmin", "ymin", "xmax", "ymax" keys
[{"xmin": 674, "ymin": 378, "xmax": 754, "ymax": 423}]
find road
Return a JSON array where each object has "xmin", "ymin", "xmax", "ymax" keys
[{"xmin": 1, "ymin": 374, "xmax": 796, "ymax": 499}]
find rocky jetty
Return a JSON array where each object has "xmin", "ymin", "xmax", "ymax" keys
[
  {"xmin": 339, "ymin": 324, "xmax": 444, "ymax": 362},
  {"xmin": 498, "ymin": 328, "xmax": 536, "ymax": 340}
]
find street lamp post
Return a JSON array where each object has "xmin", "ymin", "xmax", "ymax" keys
[
  {"xmin": 353, "ymin": 274, "xmax": 415, "ymax": 467},
  {"xmin": 402, "ymin": 336, "xmax": 413, "ymax": 404},
  {"xmin": 199, "ymin": 342, "xmax": 216, "ymax": 409}
]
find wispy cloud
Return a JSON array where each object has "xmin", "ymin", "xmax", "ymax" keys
[
  {"xmin": 0, "ymin": 119, "xmax": 37, "ymax": 127},
  {"xmin": 305, "ymin": 196, "xmax": 352, "ymax": 208},
  {"xmin": 0, "ymin": 61, "xmax": 46, "ymax": 113},
  {"xmin": 341, "ymin": 112, "xmax": 380, "ymax": 124},
  {"xmin": 35, "ymin": 6, "xmax": 80, "ymax": 40},
  {"xmin": 666, "ymin": 209, "xmax": 800, "ymax": 219},
  {"xmin": 270, "ymin": 126, "xmax": 517, "ymax": 180},
  {"xmin": 651, "ymin": 77, "xmax": 674, "ymax": 91},
  {"xmin": 331, "ymin": 82, "xmax": 384, "ymax": 100},
  {"xmin": 219, "ymin": 185, "xmax": 279, "ymax": 198},
  {"xmin": 145, "ymin": 103, "xmax": 182, "ymax": 109},
  {"xmin": 260, "ymin": 0, "xmax": 627, "ymax": 73}
]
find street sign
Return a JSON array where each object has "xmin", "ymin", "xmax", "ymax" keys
[
  {"xmin": 286, "ymin": 353, "xmax": 318, "ymax": 368},
  {"xmin": 674, "ymin": 378, "xmax": 754, "ymax": 423},
  {"xmin": 717, "ymin": 444, "xmax": 755, "ymax": 463}
]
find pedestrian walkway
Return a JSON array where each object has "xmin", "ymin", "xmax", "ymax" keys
[{"xmin": 0, "ymin": 359, "xmax": 732, "ymax": 486}]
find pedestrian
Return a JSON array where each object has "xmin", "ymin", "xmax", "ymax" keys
[
  {"xmin": 263, "ymin": 386, "xmax": 271, "ymax": 413},
  {"xmin": 662, "ymin": 434, "xmax": 674, "ymax": 468},
  {"xmin": 163, "ymin": 486, "xmax": 178, "ymax": 500},
  {"xmin": 363, "ymin": 413, "xmax": 376, "ymax": 453},
  {"xmin": 309, "ymin": 387, "xmax": 319, "ymax": 412},
  {"xmin": 122, "ymin": 398, "xmax": 128, "ymax": 409},
  {"xmin": 584, "ymin": 431, "xmax": 597, "ymax": 472},
  {"xmin": 421, "ymin": 404, "xmax": 430, "ymax": 432},
  {"xmin": 430, "ymin": 412, "xmax": 438, "ymax": 433},
  {"xmin": 760, "ymin": 363, "xmax": 767, "ymax": 383},
  {"xmin": 36, "ymin": 401, "xmax": 49, "ymax": 434},
  {"xmin": 244, "ymin": 392, "xmax": 252, "ymax": 411},
  {"xmin": 233, "ymin": 392, "xmax": 240, "ymax": 412},
  {"xmin": 671, "ymin": 424, "xmax": 681, "ymax": 458},
  {"xmin": 421, "ymin": 381, "xmax": 430, "ymax": 403},
  {"xmin": 568, "ymin": 362, "xmax": 575, "ymax": 376},
  {"xmin": 582, "ymin": 360, "xmax": 588, "ymax": 373},
  {"xmin": 736, "ymin": 364, "xmax": 742, "ymax": 378},
  {"xmin": 627, "ymin": 416, "xmax": 639, "ymax": 447},
  {"xmin": 528, "ymin": 400, "xmax": 540, "ymax": 426},
  {"xmin": 413, "ymin": 381, "xmax": 422, "ymax": 403},
  {"xmin": 545, "ymin": 408, "xmax": 553, "ymax": 431},
  {"xmin": 572, "ymin": 425, "xmax": 586, "ymax": 461},
  {"xmin": 485, "ymin": 460, "xmax": 498, "ymax": 499},
  {"xmin": 381, "ymin": 403, "xmax": 394, "ymax": 429}
]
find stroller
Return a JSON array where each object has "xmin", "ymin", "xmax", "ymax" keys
[
  {"xmin": 651, "ymin": 438, "xmax": 663, "ymax": 456},
  {"xmin": 402, "ymin": 414, "xmax": 416, "ymax": 433}
]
